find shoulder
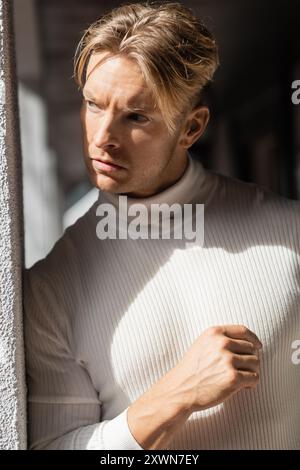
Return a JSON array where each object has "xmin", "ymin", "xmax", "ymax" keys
[
  {"xmin": 207, "ymin": 171, "xmax": 300, "ymax": 253},
  {"xmin": 211, "ymin": 170, "xmax": 299, "ymax": 214}
]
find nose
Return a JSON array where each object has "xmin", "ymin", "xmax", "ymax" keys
[{"xmin": 93, "ymin": 113, "xmax": 120, "ymax": 151}]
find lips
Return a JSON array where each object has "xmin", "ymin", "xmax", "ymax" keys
[{"xmin": 91, "ymin": 157, "xmax": 126, "ymax": 173}]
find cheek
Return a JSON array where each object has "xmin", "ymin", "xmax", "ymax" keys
[
  {"xmin": 130, "ymin": 125, "xmax": 166, "ymax": 147},
  {"xmin": 82, "ymin": 116, "xmax": 97, "ymax": 144},
  {"xmin": 130, "ymin": 130, "xmax": 151, "ymax": 146}
]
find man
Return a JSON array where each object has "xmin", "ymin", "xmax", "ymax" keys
[{"xmin": 23, "ymin": 2, "xmax": 300, "ymax": 450}]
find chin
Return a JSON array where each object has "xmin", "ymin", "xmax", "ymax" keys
[{"xmin": 93, "ymin": 173, "xmax": 128, "ymax": 193}]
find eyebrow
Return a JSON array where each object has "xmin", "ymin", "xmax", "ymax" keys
[
  {"xmin": 123, "ymin": 104, "xmax": 155, "ymax": 113},
  {"xmin": 82, "ymin": 88, "xmax": 156, "ymax": 113}
]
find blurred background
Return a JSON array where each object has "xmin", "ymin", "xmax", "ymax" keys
[{"xmin": 13, "ymin": 0, "xmax": 300, "ymax": 268}]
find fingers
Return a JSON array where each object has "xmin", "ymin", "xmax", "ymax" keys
[
  {"xmin": 231, "ymin": 353, "xmax": 260, "ymax": 373},
  {"xmin": 226, "ymin": 339, "xmax": 259, "ymax": 356},
  {"xmin": 221, "ymin": 325, "xmax": 262, "ymax": 350},
  {"xmin": 237, "ymin": 370, "xmax": 260, "ymax": 388}
]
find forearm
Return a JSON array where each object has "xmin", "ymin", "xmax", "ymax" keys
[{"xmin": 127, "ymin": 366, "xmax": 193, "ymax": 450}]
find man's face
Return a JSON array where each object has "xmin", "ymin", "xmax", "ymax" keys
[{"xmin": 80, "ymin": 52, "xmax": 187, "ymax": 197}]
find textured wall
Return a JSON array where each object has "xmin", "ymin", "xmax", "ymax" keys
[{"xmin": 0, "ymin": 0, "xmax": 26, "ymax": 449}]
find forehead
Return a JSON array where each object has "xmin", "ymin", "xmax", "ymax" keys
[{"xmin": 84, "ymin": 52, "xmax": 156, "ymax": 109}]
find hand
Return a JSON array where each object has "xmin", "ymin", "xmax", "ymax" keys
[{"xmin": 168, "ymin": 324, "xmax": 262, "ymax": 413}]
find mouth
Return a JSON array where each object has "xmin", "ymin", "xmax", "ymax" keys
[{"xmin": 91, "ymin": 158, "xmax": 126, "ymax": 173}]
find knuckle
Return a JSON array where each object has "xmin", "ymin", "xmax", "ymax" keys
[
  {"xmin": 227, "ymin": 369, "xmax": 239, "ymax": 385},
  {"xmin": 224, "ymin": 351, "xmax": 235, "ymax": 366},
  {"xmin": 207, "ymin": 326, "xmax": 222, "ymax": 336},
  {"xmin": 221, "ymin": 337, "xmax": 231, "ymax": 350},
  {"xmin": 253, "ymin": 356, "xmax": 260, "ymax": 365},
  {"xmin": 238, "ymin": 325, "xmax": 248, "ymax": 335}
]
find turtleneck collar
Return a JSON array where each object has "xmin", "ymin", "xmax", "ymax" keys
[{"xmin": 98, "ymin": 152, "xmax": 207, "ymax": 210}]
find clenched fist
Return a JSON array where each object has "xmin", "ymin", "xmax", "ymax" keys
[
  {"xmin": 127, "ymin": 324, "xmax": 262, "ymax": 449},
  {"xmin": 167, "ymin": 324, "xmax": 262, "ymax": 413}
]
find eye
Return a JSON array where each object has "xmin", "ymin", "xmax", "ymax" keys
[
  {"xmin": 86, "ymin": 100, "xmax": 99, "ymax": 111},
  {"xmin": 128, "ymin": 113, "xmax": 149, "ymax": 123}
]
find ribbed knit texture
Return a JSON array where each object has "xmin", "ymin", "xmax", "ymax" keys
[{"xmin": 23, "ymin": 155, "xmax": 300, "ymax": 450}]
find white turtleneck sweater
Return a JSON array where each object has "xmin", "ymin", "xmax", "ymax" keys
[{"xmin": 23, "ymin": 154, "xmax": 300, "ymax": 450}]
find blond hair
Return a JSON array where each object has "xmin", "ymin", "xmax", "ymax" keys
[{"xmin": 74, "ymin": 2, "xmax": 219, "ymax": 134}]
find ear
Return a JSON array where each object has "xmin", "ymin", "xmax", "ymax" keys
[{"xmin": 179, "ymin": 106, "xmax": 210, "ymax": 148}]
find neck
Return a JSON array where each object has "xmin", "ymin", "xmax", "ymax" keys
[
  {"xmin": 123, "ymin": 151, "xmax": 189, "ymax": 199},
  {"xmin": 99, "ymin": 152, "xmax": 206, "ymax": 211}
]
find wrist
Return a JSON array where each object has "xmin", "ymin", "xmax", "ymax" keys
[
  {"xmin": 127, "ymin": 378, "xmax": 191, "ymax": 449},
  {"xmin": 153, "ymin": 363, "xmax": 195, "ymax": 416}
]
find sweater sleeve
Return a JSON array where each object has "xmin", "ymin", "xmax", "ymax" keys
[{"xmin": 23, "ymin": 266, "xmax": 144, "ymax": 450}]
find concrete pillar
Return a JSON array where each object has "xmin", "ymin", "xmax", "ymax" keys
[{"xmin": 0, "ymin": 0, "xmax": 26, "ymax": 449}]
